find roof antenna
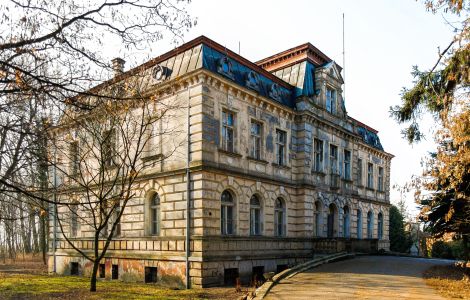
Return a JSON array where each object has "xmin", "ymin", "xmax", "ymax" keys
[
  {"xmin": 238, "ymin": 41, "xmax": 241, "ymax": 55},
  {"xmin": 342, "ymin": 13, "xmax": 346, "ymax": 102}
]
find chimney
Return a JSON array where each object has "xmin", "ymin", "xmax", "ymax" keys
[{"xmin": 111, "ymin": 57, "xmax": 125, "ymax": 77}]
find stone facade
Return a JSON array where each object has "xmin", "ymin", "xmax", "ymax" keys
[{"xmin": 49, "ymin": 36, "xmax": 393, "ymax": 287}]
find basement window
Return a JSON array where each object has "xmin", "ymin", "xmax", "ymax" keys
[
  {"xmin": 276, "ymin": 264, "xmax": 288, "ymax": 273},
  {"xmin": 70, "ymin": 262, "xmax": 79, "ymax": 275},
  {"xmin": 252, "ymin": 266, "xmax": 265, "ymax": 286},
  {"xmin": 223, "ymin": 268, "xmax": 239, "ymax": 286},
  {"xmin": 145, "ymin": 267, "xmax": 158, "ymax": 283},
  {"xmin": 99, "ymin": 264, "xmax": 106, "ymax": 278},
  {"xmin": 112, "ymin": 264, "xmax": 119, "ymax": 280}
]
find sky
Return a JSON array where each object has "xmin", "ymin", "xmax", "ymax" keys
[{"xmin": 143, "ymin": 0, "xmax": 458, "ymax": 217}]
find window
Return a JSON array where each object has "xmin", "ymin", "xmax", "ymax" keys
[
  {"xmin": 378, "ymin": 167, "xmax": 384, "ymax": 191},
  {"xmin": 99, "ymin": 264, "xmax": 106, "ymax": 278},
  {"xmin": 314, "ymin": 201, "xmax": 321, "ymax": 237},
  {"xmin": 250, "ymin": 195, "xmax": 261, "ymax": 236},
  {"xmin": 221, "ymin": 190, "xmax": 234, "ymax": 235},
  {"xmin": 274, "ymin": 198, "xmax": 285, "ymax": 237},
  {"xmin": 224, "ymin": 268, "xmax": 239, "ymax": 286},
  {"xmin": 112, "ymin": 264, "xmax": 119, "ymax": 280},
  {"xmin": 70, "ymin": 262, "xmax": 79, "ymax": 275},
  {"xmin": 344, "ymin": 150, "xmax": 351, "ymax": 180},
  {"xmin": 343, "ymin": 206, "xmax": 350, "ymax": 238},
  {"xmin": 222, "ymin": 110, "xmax": 235, "ymax": 152},
  {"xmin": 357, "ymin": 159, "xmax": 363, "ymax": 186},
  {"xmin": 250, "ymin": 121, "xmax": 262, "ymax": 159},
  {"xmin": 69, "ymin": 141, "xmax": 79, "ymax": 176},
  {"xmin": 326, "ymin": 87, "xmax": 336, "ymax": 114},
  {"xmin": 378, "ymin": 212, "xmax": 383, "ymax": 240},
  {"xmin": 103, "ymin": 129, "xmax": 116, "ymax": 167},
  {"xmin": 367, "ymin": 211, "xmax": 373, "ymax": 238},
  {"xmin": 313, "ymin": 139, "xmax": 324, "ymax": 172},
  {"xmin": 276, "ymin": 130, "xmax": 287, "ymax": 166},
  {"xmin": 357, "ymin": 209, "xmax": 362, "ymax": 239},
  {"xmin": 114, "ymin": 200, "xmax": 121, "ymax": 237},
  {"xmin": 145, "ymin": 267, "xmax": 158, "ymax": 283},
  {"xmin": 70, "ymin": 204, "xmax": 78, "ymax": 237},
  {"xmin": 367, "ymin": 163, "xmax": 374, "ymax": 189},
  {"xmin": 150, "ymin": 193, "xmax": 160, "ymax": 235},
  {"xmin": 329, "ymin": 145, "xmax": 338, "ymax": 174}
]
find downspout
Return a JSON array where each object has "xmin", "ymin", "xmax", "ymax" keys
[
  {"xmin": 185, "ymin": 84, "xmax": 191, "ymax": 289},
  {"xmin": 52, "ymin": 136, "xmax": 58, "ymax": 273}
]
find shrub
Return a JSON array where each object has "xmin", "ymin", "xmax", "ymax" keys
[{"xmin": 431, "ymin": 241, "xmax": 454, "ymax": 259}]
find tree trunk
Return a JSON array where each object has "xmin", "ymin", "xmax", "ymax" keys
[
  {"xmin": 30, "ymin": 206, "xmax": 39, "ymax": 253},
  {"xmin": 90, "ymin": 260, "xmax": 100, "ymax": 292},
  {"xmin": 39, "ymin": 213, "xmax": 47, "ymax": 265}
]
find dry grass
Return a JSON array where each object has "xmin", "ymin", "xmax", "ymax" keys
[
  {"xmin": 423, "ymin": 263, "xmax": 470, "ymax": 299},
  {"xmin": 0, "ymin": 255, "xmax": 245, "ymax": 300}
]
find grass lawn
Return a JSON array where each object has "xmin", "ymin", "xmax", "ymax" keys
[
  {"xmin": 0, "ymin": 272, "xmax": 243, "ymax": 300},
  {"xmin": 423, "ymin": 263, "xmax": 470, "ymax": 299}
]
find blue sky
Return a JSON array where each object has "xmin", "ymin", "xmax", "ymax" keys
[{"xmin": 143, "ymin": 0, "xmax": 457, "ymax": 216}]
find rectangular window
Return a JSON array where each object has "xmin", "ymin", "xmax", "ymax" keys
[
  {"xmin": 112, "ymin": 264, "xmax": 119, "ymax": 280},
  {"xmin": 357, "ymin": 158, "xmax": 363, "ymax": 186},
  {"xmin": 222, "ymin": 110, "xmax": 235, "ymax": 152},
  {"xmin": 99, "ymin": 263, "xmax": 106, "ymax": 278},
  {"xmin": 114, "ymin": 201, "xmax": 121, "ymax": 237},
  {"xmin": 313, "ymin": 139, "xmax": 324, "ymax": 172},
  {"xmin": 367, "ymin": 163, "xmax": 374, "ymax": 189},
  {"xmin": 103, "ymin": 129, "xmax": 116, "ymax": 167},
  {"xmin": 70, "ymin": 205, "xmax": 78, "ymax": 237},
  {"xmin": 276, "ymin": 130, "xmax": 287, "ymax": 166},
  {"xmin": 69, "ymin": 141, "xmax": 79, "ymax": 176},
  {"xmin": 224, "ymin": 268, "xmax": 239, "ymax": 286},
  {"xmin": 144, "ymin": 267, "xmax": 158, "ymax": 283},
  {"xmin": 378, "ymin": 167, "xmax": 384, "ymax": 191},
  {"xmin": 250, "ymin": 121, "xmax": 262, "ymax": 159},
  {"xmin": 344, "ymin": 150, "xmax": 351, "ymax": 180},
  {"xmin": 329, "ymin": 144, "xmax": 338, "ymax": 174},
  {"xmin": 326, "ymin": 88, "xmax": 336, "ymax": 114}
]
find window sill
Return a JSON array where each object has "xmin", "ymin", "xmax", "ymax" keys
[
  {"xmin": 218, "ymin": 148, "xmax": 242, "ymax": 158},
  {"xmin": 247, "ymin": 156, "xmax": 269, "ymax": 165},
  {"xmin": 141, "ymin": 153, "xmax": 163, "ymax": 162},
  {"xmin": 272, "ymin": 163, "xmax": 290, "ymax": 170},
  {"xmin": 311, "ymin": 170, "xmax": 326, "ymax": 176},
  {"xmin": 342, "ymin": 178, "xmax": 353, "ymax": 183},
  {"xmin": 365, "ymin": 187, "xmax": 375, "ymax": 191}
]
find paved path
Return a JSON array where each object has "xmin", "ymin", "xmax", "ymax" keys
[{"xmin": 265, "ymin": 256, "xmax": 453, "ymax": 300}]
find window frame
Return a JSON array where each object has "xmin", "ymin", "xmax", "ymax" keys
[
  {"xmin": 221, "ymin": 190, "xmax": 235, "ymax": 235},
  {"xmin": 250, "ymin": 195, "xmax": 262, "ymax": 236},
  {"xmin": 378, "ymin": 167, "xmax": 384, "ymax": 191},
  {"xmin": 274, "ymin": 198, "xmax": 286, "ymax": 237},
  {"xmin": 150, "ymin": 193, "xmax": 161, "ymax": 236},
  {"xmin": 367, "ymin": 163, "xmax": 374, "ymax": 189},
  {"xmin": 313, "ymin": 138, "xmax": 324, "ymax": 172},
  {"xmin": 329, "ymin": 144, "xmax": 338, "ymax": 174},
  {"xmin": 250, "ymin": 120, "xmax": 262, "ymax": 160},
  {"xmin": 343, "ymin": 149, "xmax": 351, "ymax": 180},
  {"xmin": 221, "ymin": 110, "xmax": 235, "ymax": 153},
  {"xmin": 276, "ymin": 129, "xmax": 287, "ymax": 166},
  {"xmin": 326, "ymin": 87, "xmax": 337, "ymax": 114}
]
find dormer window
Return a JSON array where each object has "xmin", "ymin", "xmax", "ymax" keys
[{"xmin": 326, "ymin": 87, "xmax": 336, "ymax": 114}]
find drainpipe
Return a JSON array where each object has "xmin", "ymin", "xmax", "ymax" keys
[
  {"xmin": 52, "ymin": 138, "xmax": 58, "ymax": 273},
  {"xmin": 185, "ymin": 84, "xmax": 191, "ymax": 289}
]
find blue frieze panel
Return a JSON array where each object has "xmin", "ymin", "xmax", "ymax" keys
[{"xmin": 201, "ymin": 45, "xmax": 294, "ymax": 108}]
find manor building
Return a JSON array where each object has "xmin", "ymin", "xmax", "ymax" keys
[{"xmin": 49, "ymin": 36, "xmax": 393, "ymax": 287}]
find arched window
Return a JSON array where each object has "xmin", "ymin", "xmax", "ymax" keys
[
  {"xmin": 274, "ymin": 198, "xmax": 286, "ymax": 237},
  {"xmin": 367, "ymin": 211, "xmax": 373, "ymax": 239},
  {"xmin": 343, "ymin": 206, "xmax": 350, "ymax": 238},
  {"xmin": 327, "ymin": 203, "xmax": 337, "ymax": 238},
  {"xmin": 70, "ymin": 204, "xmax": 79, "ymax": 237},
  {"xmin": 150, "ymin": 193, "xmax": 160, "ymax": 235},
  {"xmin": 250, "ymin": 195, "xmax": 262, "ymax": 236},
  {"xmin": 378, "ymin": 212, "xmax": 384, "ymax": 240},
  {"xmin": 357, "ymin": 209, "xmax": 362, "ymax": 239},
  {"xmin": 221, "ymin": 190, "xmax": 234, "ymax": 235},
  {"xmin": 314, "ymin": 201, "xmax": 322, "ymax": 237}
]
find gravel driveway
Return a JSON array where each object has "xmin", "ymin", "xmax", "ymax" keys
[{"xmin": 265, "ymin": 255, "xmax": 453, "ymax": 300}]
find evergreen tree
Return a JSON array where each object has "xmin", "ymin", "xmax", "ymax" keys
[{"xmin": 389, "ymin": 205, "xmax": 413, "ymax": 253}]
